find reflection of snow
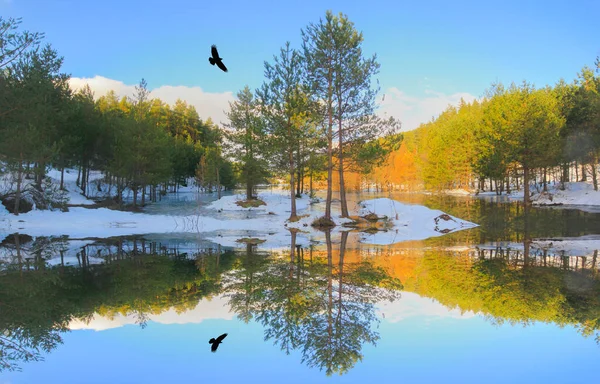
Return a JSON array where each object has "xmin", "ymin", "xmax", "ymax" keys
[
  {"xmin": 478, "ymin": 236, "xmax": 600, "ymax": 257},
  {"xmin": 375, "ymin": 292, "xmax": 476, "ymax": 322},
  {"xmin": 68, "ymin": 295, "xmax": 234, "ymax": 331}
]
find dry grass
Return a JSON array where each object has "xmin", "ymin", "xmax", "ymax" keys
[
  {"xmin": 235, "ymin": 238, "xmax": 266, "ymax": 245},
  {"xmin": 288, "ymin": 214, "xmax": 310, "ymax": 223},
  {"xmin": 311, "ymin": 216, "xmax": 336, "ymax": 228},
  {"xmin": 362, "ymin": 213, "xmax": 379, "ymax": 222},
  {"xmin": 235, "ymin": 199, "xmax": 266, "ymax": 208}
]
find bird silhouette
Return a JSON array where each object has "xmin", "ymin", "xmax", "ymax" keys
[
  {"xmin": 209, "ymin": 333, "xmax": 228, "ymax": 352},
  {"xmin": 209, "ymin": 45, "xmax": 228, "ymax": 72}
]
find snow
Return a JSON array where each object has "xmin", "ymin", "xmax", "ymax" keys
[
  {"xmin": 0, "ymin": 182, "xmax": 479, "ymax": 247},
  {"xmin": 443, "ymin": 188, "xmax": 473, "ymax": 196},
  {"xmin": 473, "ymin": 181, "xmax": 600, "ymax": 208},
  {"xmin": 356, "ymin": 198, "xmax": 479, "ymax": 245},
  {"xmin": 531, "ymin": 182, "xmax": 600, "ymax": 206}
]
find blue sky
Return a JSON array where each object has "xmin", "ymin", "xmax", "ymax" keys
[
  {"xmin": 2, "ymin": 0, "xmax": 599, "ymax": 129},
  {"xmin": 2, "ymin": 297, "xmax": 598, "ymax": 384}
]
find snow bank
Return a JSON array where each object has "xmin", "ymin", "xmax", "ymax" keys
[
  {"xmin": 1, "ymin": 184, "xmax": 478, "ymax": 247},
  {"xmin": 531, "ymin": 182, "xmax": 600, "ymax": 206},
  {"xmin": 356, "ymin": 198, "xmax": 478, "ymax": 245},
  {"xmin": 206, "ymin": 190, "xmax": 310, "ymax": 213}
]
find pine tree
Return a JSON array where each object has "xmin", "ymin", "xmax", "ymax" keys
[
  {"xmin": 224, "ymin": 86, "xmax": 270, "ymax": 200},
  {"xmin": 302, "ymin": 10, "xmax": 397, "ymax": 218},
  {"xmin": 257, "ymin": 42, "xmax": 312, "ymax": 220}
]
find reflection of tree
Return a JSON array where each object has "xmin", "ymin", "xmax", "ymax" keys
[
  {"xmin": 405, "ymin": 210, "xmax": 600, "ymax": 343},
  {"xmin": 0, "ymin": 238, "xmax": 235, "ymax": 372},
  {"xmin": 225, "ymin": 230, "xmax": 403, "ymax": 376},
  {"xmin": 221, "ymin": 241, "xmax": 271, "ymax": 324},
  {"xmin": 0, "ymin": 270, "xmax": 69, "ymax": 372}
]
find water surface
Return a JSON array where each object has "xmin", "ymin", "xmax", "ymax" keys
[{"xmin": 1, "ymin": 192, "xmax": 599, "ymax": 383}]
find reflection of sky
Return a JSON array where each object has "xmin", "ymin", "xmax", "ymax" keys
[{"xmin": 3, "ymin": 293, "xmax": 598, "ymax": 384}]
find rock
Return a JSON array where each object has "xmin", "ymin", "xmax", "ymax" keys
[{"xmin": 1, "ymin": 196, "xmax": 34, "ymax": 214}]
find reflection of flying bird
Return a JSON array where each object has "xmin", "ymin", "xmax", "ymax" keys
[
  {"xmin": 209, "ymin": 333, "xmax": 228, "ymax": 352},
  {"xmin": 209, "ymin": 45, "xmax": 228, "ymax": 72}
]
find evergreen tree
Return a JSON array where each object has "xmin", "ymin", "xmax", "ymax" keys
[
  {"xmin": 223, "ymin": 86, "xmax": 270, "ymax": 200},
  {"xmin": 257, "ymin": 42, "xmax": 311, "ymax": 220},
  {"xmin": 302, "ymin": 10, "xmax": 398, "ymax": 218}
]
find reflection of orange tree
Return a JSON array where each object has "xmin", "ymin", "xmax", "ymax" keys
[
  {"xmin": 338, "ymin": 236, "xmax": 600, "ymax": 344},
  {"xmin": 398, "ymin": 248, "xmax": 600, "ymax": 343},
  {"xmin": 0, "ymin": 248, "xmax": 235, "ymax": 372},
  {"xmin": 224, "ymin": 230, "xmax": 403, "ymax": 376}
]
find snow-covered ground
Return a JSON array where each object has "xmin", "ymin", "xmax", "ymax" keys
[
  {"xmin": 474, "ymin": 181, "xmax": 600, "ymax": 207},
  {"xmin": 530, "ymin": 182, "xmax": 600, "ymax": 206},
  {"xmin": 0, "ymin": 175, "xmax": 479, "ymax": 247},
  {"xmin": 6, "ymin": 167, "xmax": 600, "ymax": 252},
  {"xmin": 356, "ymin": 198, "xmax": 478, "ymax": 245}
]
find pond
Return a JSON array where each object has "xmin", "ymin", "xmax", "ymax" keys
[{"xmin": 0, "ymin": 191, "xmax": 599, "ymax": 383}]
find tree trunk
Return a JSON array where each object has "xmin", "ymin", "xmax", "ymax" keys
[
  {"xmin": 288, "ymin": 127, "xmax": 297, "ymax": 221},
  {"xmin": 13, "ymin": 157, "xmax": 23, "ymax": 215},
  {"xmin": 581, "ymin": 163, "xmax": 587, "ymax": 181},
  {"xmin": 523, "ymin": 165, "xmax": 531, "ymax": 206},
  {"xmin": 325, "ymin": 64, "xmax": 334, "ymax": 220},
  {"xmin": 80, "ymin": 162, "xmax": 87, "ymax": 196},
  {"xmin": 296, "ymin": 141, "xmax": 301, "ymax": 197},
  {"xmin": 141, "ymin": 185, "xmax": 146, "ymax": 206},
  {"xmin": 60, "ymin": 167, "xmax": 65, "ymax": 190},
  {"xmin": 309, "ymin": 165, "xmax": 314, "ymax": 197},
  {"xmin": 561, "ymin": 162, "xmax": 569, "ymax": 190},
  {"xmin": 543, "ymin": 167, "xmax": 548, "ymax": 192},
  {"xmin": 216, "ymin": 165, "xmax": 221, "ymax": 199},
  {"xmin": 338, "ymin": 118, "xmax": 349, "ymax": 218},
  {"xmin": 246, "ymin": 180, "xmax": 253, "ymax": 201},
  {"xmin": 591, "ymin": 157, "xmax": 598, "ymax": 191}
]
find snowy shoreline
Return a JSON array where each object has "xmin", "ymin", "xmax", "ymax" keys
[
  {"xmin": 0, "ymin": 188, "xmax": 479, "ymax": 247},
  {"xmin": 443, "ymin": 181, "xmax": 600, "ymax": 207},
  {"xmin": 4, "ymin": 168, "xmax": 600, "ymax": 249}
]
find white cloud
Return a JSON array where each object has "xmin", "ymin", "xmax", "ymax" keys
[
  {"xmin": 69, "ymin": 76, "xmax": 477, "ymax": 132},
  {"xmin": 376, "ymin": 87, "xmax": 478, "ymax": 131},
  {"xmin": 68, "ymin": 76, "xmax": 235, "ymax": 126},
  {"xmin": 68, "ymin": 291, "xmax": 476, "ymax": 332},
  {"xmin": 376, "ymin": 291, "xmax": 477, "ymax": 322},
  {"xmin": 68, "ymin": 294, "xmax": 235, "ymax": 331}
]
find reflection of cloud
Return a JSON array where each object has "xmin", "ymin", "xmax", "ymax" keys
[
  {"xmin": 376, "ymin": 87, "xmax": 477, "ymax": 131},
  {"xmin": 376, "ymin": 292, "xmax": 476, "ymax": 322},
  {"xmin": 68, "ymin": 295, "xmax": 233, "ymax": 331},
  {"xmin": 68, "ymin": 76, "xmax": 235, "ymax": 126}
]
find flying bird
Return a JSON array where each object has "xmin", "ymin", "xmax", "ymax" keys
[
  {"xmin": 209, "ymin": 45, "xmax": 228, "ymax": 72},
  {"xmin": 209, "ymin": 333, "xmax": 228, "ymax": 352}
]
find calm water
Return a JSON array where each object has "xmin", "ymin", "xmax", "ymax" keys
[{"xmin": 1, "ymin": 191, "xmax": 599, "ymax": 383}]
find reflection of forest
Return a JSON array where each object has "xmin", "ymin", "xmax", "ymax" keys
[
  {"xmin": 354, "ymin": 193, "xmax": 600, "ymax": 244},
  {"xmin": 358, "ymin": 240, "xmax": 600, "ymax": 344},
  {"xmin": 1, "ymin": 229, "xmax": 599, "ymax": 375},
  {"xmin": 0, "ymin": 234, "xmax": 234, "ymax": 372},
  {"xmin": 0, "ymin": 232, "xmax": 404, "ymax": 375},
  {"xmin": 223, "ymin": 231, "xmax": 403, "ymax": 376}
]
